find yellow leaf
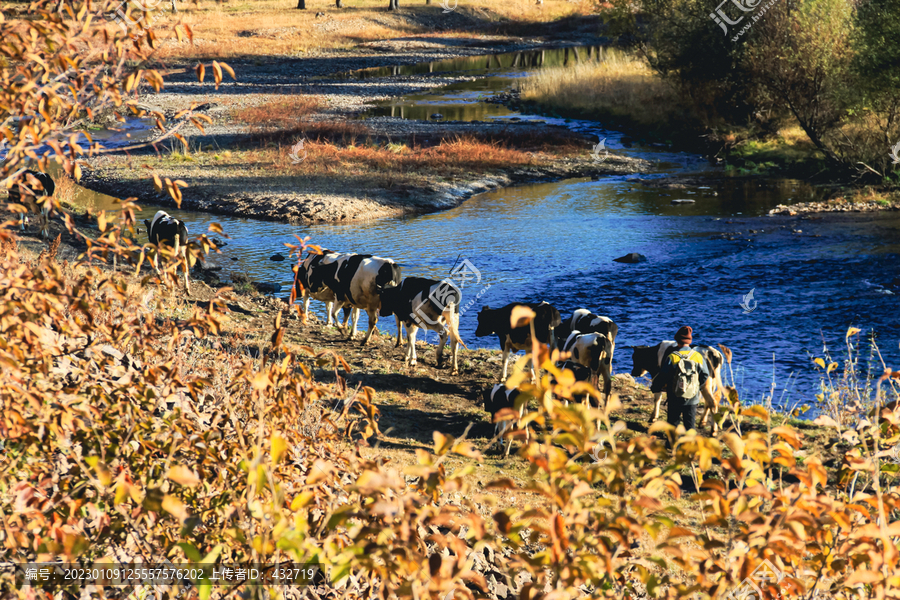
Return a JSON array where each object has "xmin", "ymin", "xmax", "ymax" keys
[
  {"xmin": 271, "ymin": 434, "xmax": 289, "ymax": 464},
  {"xmin": 742, "ymin": 405, "xmax": 769, "ymax": 421},
  {"xmin": 510, "ymin": 305, "xmax": 535, "ymax": 328},
  {"xmin": 291, "ymin": 492, "xmax": 314, "ymax": 510},
  {"xmin": 827, "ymin": 362, "xmax": 838, "ymax": 373},
  {"xmin": 846, "ymin": 327, "xmax": 861, "ymax": 338},
  {"xmin": 162, "ymin": 495, "xmax": 188, "ymax": 523},
  {"xmin": 167, "ymin": 465, "xmax": 200, "ymax": 487},
  {"xmin": 813, "ymin": 357, "xmax": 826, "ymax": 369},
  {"xmin": 250, "ymin": 371, "xmax": 271, "ymax": 390}
]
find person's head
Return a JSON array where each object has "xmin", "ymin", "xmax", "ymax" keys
[{"xmin": 675, "ymin": 326, "xmax": 692, "ymax": 347}]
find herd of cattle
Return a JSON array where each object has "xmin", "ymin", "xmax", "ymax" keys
[
  {"xmin": 291, "ymin": 240, "xmax": 734, "ymax": 445},
  {"xmin": 6, "ymin": 171, "xmax": 733, "ymax": 448}
]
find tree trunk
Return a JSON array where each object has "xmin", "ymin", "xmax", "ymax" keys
[{"xmin": 297, "ymin": 0, "xmax": 306, "ymax": 8}]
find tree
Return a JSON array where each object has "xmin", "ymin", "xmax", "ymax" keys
[{"xmin": 746, "ymin": 0, "xmax": 856, "ymax": 169}]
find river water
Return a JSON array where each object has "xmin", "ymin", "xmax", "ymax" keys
[{"xmin": 61, "ymin": 46, "xmax": 900, "ymax": 413}]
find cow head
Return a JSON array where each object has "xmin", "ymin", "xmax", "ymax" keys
[
  {"xmin": 143, "ymin": 219, "xmax": 152, "ymax": 236},
  {"xmin": 475, "ymin": 306, "xmax": 496, "ymax": 337},
  {"xmin": 630, "ymin": 345, "xmax": 655, "ymax": 377},
  {"xmin": 375, "ymin": 261, "xmax": 402, "ymax": 292},
  {"xmin": 533, "ymin": 302, "xmax": 562, "ymax": 346},
  {"xmin": 378, "ymin": 284, "xmax": 401, "ymax": 318}
]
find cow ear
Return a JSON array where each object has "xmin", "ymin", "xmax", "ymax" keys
[{"xmin": 482, "ymin": 305, "xmax": 489, "ymax": 310}]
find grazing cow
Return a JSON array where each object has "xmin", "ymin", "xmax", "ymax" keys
[
  {"xmin": 294, "ymin": 249, "xmax": 359, "ymax": 326},
  {"xmin": 481, "ymin": 384, "xmax": 528, "ymax": 456},
  {"xmin": 560, "ymin": 331, "xmax": 613, "ymax": 399},
  {"xmin": 379, "ymin": 277, "xmax": 463, "ymax": 374},
  {"xmin": 144, "ymin": 210, "xmax": 191, "ymax": 293},
  {"xmin": 318, "ymin": 253, "xmax": 401, "ymax": 345},
  {"xmin": 7, "ymin": 170, "xmax": 55, "ymax": 239},
  {"xmin": 631, "ymin": 341, "xmax": 732, "ymax": 432},
  {"xmin": 475, "ymin": 301, "xmax": 562, "ymax": 381},
  {"xmin": 557, "ymin": 309, "xmax": 619, "ymax": 371}
]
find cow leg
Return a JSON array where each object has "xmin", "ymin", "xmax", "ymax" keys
[
  {"xmin": 699, "ymin": 380, "xmax": 719, "ymax": 434},
  {"xmin": 19, "ymin": 212, "xmax": 25, "ymax": 231},
  {"xmin": 360, "ymin": 309, "xmax": 377, "ymax": 345},
  {"xmin": 500, "ymin": 345, "xmax": 512, "ymax": 382},
  {"xmin": 406, "ymin": 325, "xmax": 419, "ymax": 366},
  {"xmin": 152, "ymin": 247, "xmax": 161, "ymax": 275},
  {"xmin": 175, "ymin": 235, "xmax": 190, "ymax": 294},
  {"xmin": 40, "ymin": 204, "xmax": 49, "ymax": 239},
  {"xmin": 346, "ymin": 308, "xmax": 361, "ymax": 340},
  {"xmin": 394, "ymin": 315, "xmax": 404, "ymax": 347},
  {"xmin": 436, "ymin": 328, "xmax": 446, "ymax": 368},
  {"xmin": 651, "ymin": 392, "xmax": 664, "ymax": 422},
  {"xmin": 449, "ymin": 331, "xmax": 459, "ymax": 375},
  {"xmin": 600, "ymin": 362, "xmax": 612, "ymax": 405}
]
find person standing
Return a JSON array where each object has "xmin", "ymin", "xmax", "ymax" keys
[{"xmin": 651, "ymin": 326, "xmax": 709, "ymax": 431}]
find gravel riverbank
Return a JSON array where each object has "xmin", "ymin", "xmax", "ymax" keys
[{"xmin": 79, "ymin": 34, "xmax": 651, "ymax": 223}]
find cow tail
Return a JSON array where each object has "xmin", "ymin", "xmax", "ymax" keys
[{"xmin": 443, "ymin": 307, "xmax": 468, "ymax": 349}]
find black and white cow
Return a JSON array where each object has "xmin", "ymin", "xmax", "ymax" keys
[
  {"xmin": 481, "ymin": 384, "xmax": 528, "ymax": 456},
  {"xmin": 7, "ymin": 170, "xmax": 55, "ymax": 239},
  {"xmin": 379, "ymin": 276, "xmax": 463, "ymax": 374},
  {"xmin": 294, "ymin": 249, "xmax": 359, "ymax": 327},
  {"xmin": 560, "ymin": 331, "xmax": 613, "ymax": 399},
  {"xmin": 318, "ymin": 253, "xmax": 402, "ymax": 345},
  {"xmin": 144, "ymin": 210, "xmax": 191, "ymax": 292},
  {"xmin": 475, "ymin": 301, "xmax": 562, "ymax": 381},
  {"xmin": 553, "ymin": 360, "xmax": 595, "ymax": 406},
  {"xmin": 556, "ymin": 309, "xmax": 619, "ymax": 372},
  {"xmin": 630, "ymin": 341, "xmax": 732, "ymax": 432}
]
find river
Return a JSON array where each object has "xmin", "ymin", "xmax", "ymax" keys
[{"xmin": 61, "ymin": 46, "xmax": 900, "ymax": 413}]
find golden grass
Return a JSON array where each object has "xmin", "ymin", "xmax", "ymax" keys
[
  {"xmin": 520, "ymin": 48, "xmax": 692, "ymax": 133},
  {"xmin": 121, "ymin": 0, "xmax": 584, "ymax": 60},
  {"xmin": 231, "ymin": 95, "xmax": 322, "ymax": 129}
]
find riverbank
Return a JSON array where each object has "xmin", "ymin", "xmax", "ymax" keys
[
  {"xmin": 515, "ymin": 53, "xmax": 900, "ymax": 211},
  {"xmin": 79, "ymin": 40, "xmax": 650, "ymax": 223},
  {"xmin": 10, "ymin": 221, "xmax": 851, "ymax": 491}
]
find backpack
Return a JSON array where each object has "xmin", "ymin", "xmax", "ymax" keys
[{"xmin": 672, "ymin": 349, "xmax": 700, "ymax": 399}]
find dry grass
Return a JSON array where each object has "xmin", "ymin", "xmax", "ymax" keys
[
  {"xmin": 116, "ymin": 0, "xmax": 585, "ymax": 60},
  {"xmin": 231, "ymin": 95, "xmax": 322, "ymax": 129},
  {"xmin": 520, "ymin": 48, "xmax": 695, "ymax": 135}
]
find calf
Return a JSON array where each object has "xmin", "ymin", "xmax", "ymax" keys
[
  {"xmin": 560, "ymin": 331, "xmax": 613, "ymax": 400},
  {"xmin": 379, "ymin": 277, "xmax": 463, "ymax": 374},
  {"xmin": 475, "ymin": 301, "xmax": 562, "ymax": 381},
  {"xmin": 482, "ymin": 384, "xmax": 528, "ymax": 456},
  {"xmin": 557, "ymin": 309, "xmax": 619, "ymax": 372},
  {"xmin": 144, "ymin": 210, "xmax": 191, "ymax": 293},
  {"xmin": 294, "ymin": 249, "xmax": 358, "ymax": 326},
  {"xmin": 7, "ymin": 170, "xmax": 55, "ymax": 239},
  {"xmin": 631, "ymin": 341, "xmax": 732, "ymax": 432},
  {"xmin": 318, "ymin": 253, "xmax": 401, "ymax": 345}
]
